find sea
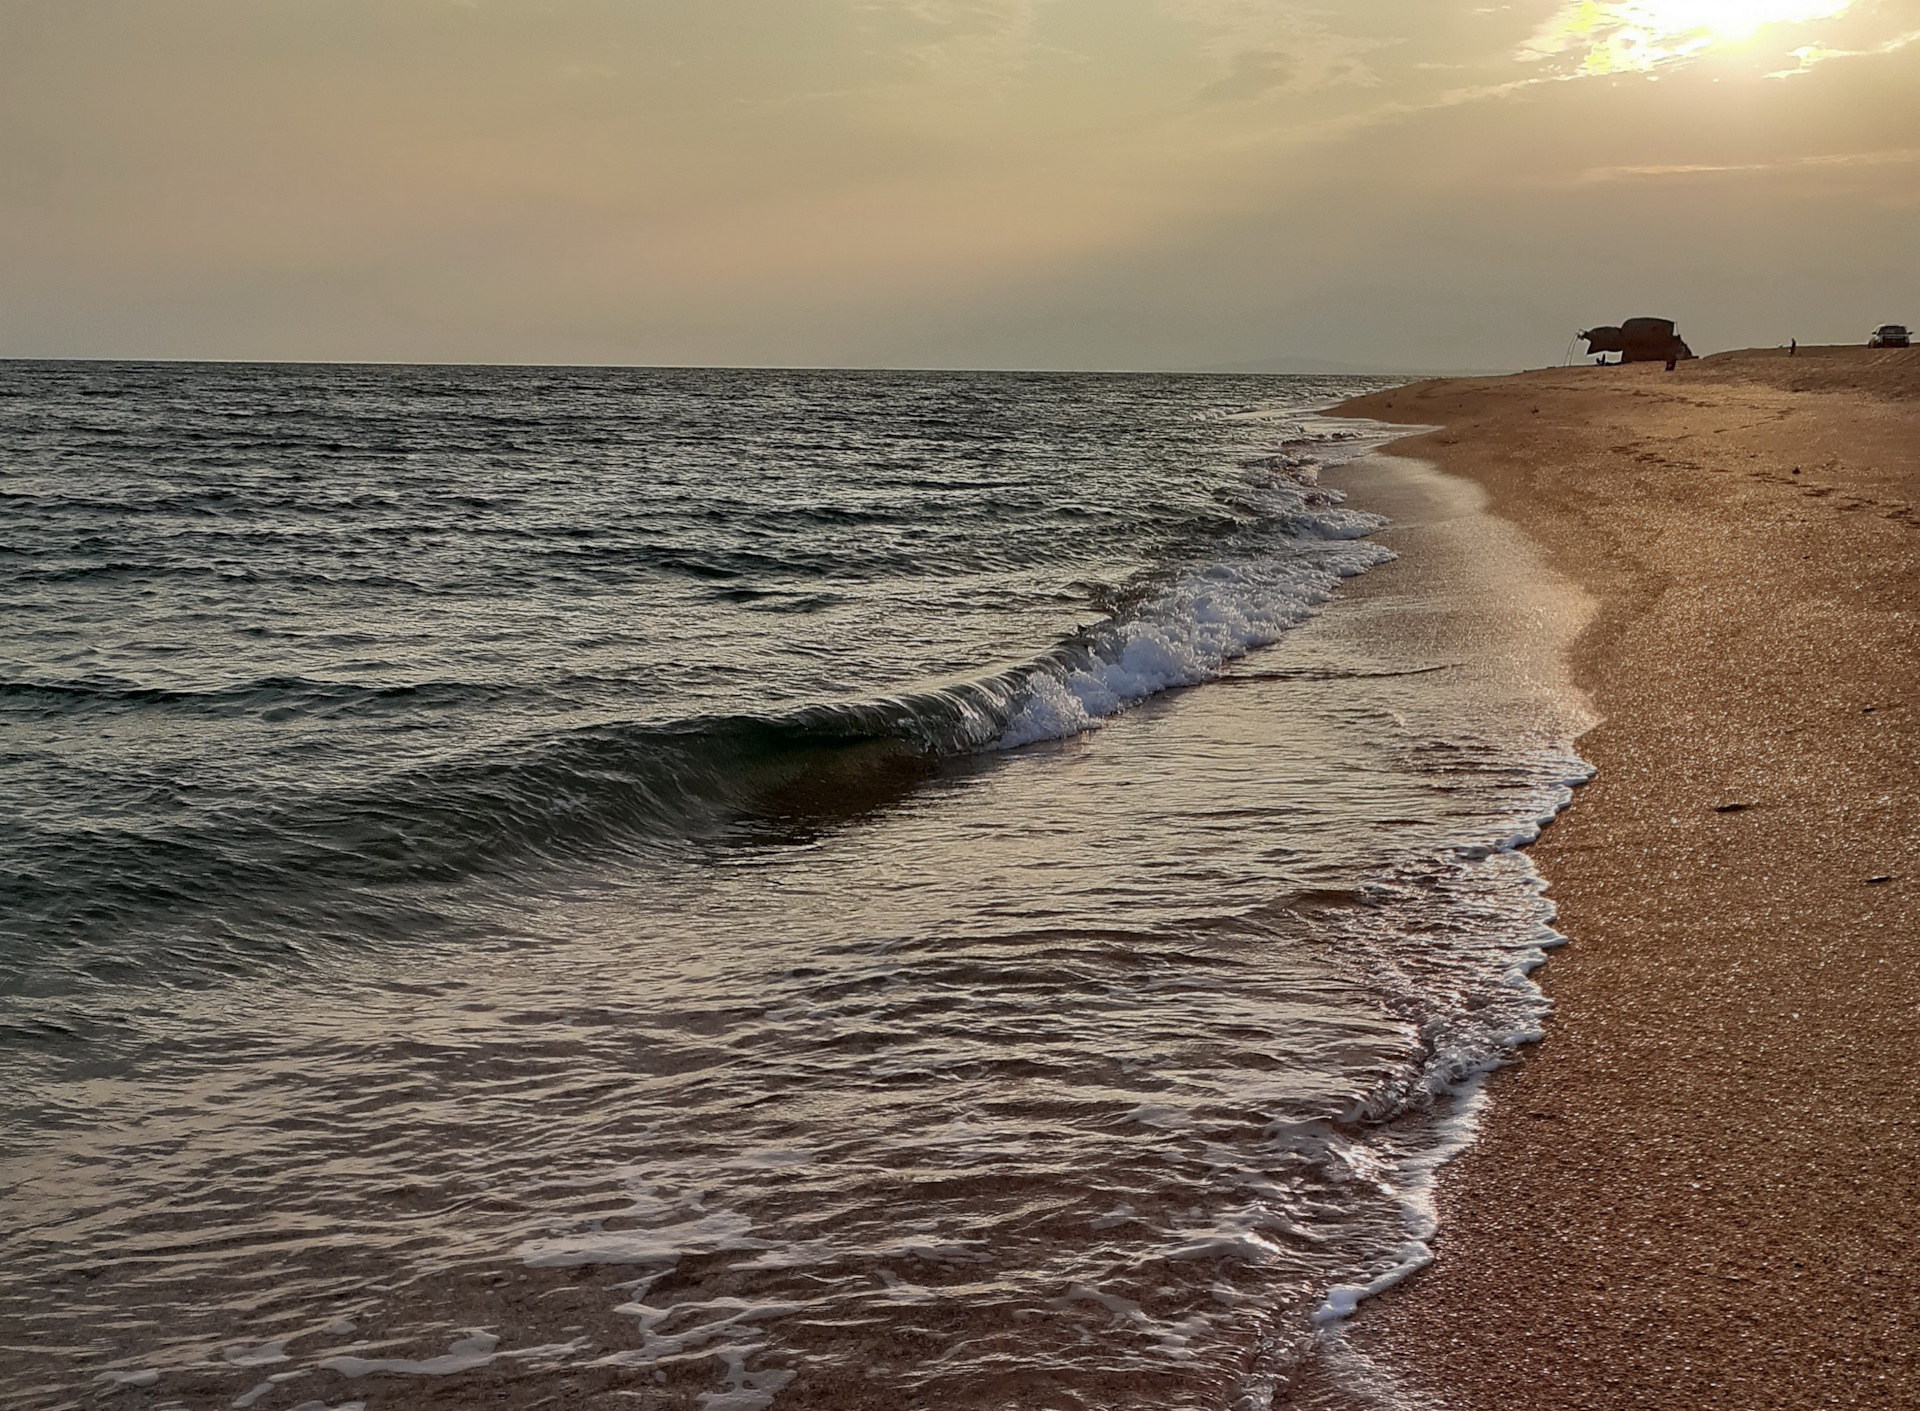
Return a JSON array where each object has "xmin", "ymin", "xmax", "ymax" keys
[{"xmin": 0, "ymin": 362, "xmax": 1592, "ymax": 1411}]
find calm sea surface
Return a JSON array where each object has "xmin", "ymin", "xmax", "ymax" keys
[{"xmin": 0, "ymin": 363, "xmax": 1586, "ymax": 1411}]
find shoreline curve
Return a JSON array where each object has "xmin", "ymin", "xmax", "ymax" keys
[{"xmin": 1320, "ymin": 346, "xmax": 1920, "ymax": 1409}]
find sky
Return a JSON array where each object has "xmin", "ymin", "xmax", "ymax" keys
[{"xmin": 3, "ymin": 0, "xmax": 1916, "ymax": 370}]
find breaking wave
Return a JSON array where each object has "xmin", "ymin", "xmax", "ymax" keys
[{"xmin": 5, "ymin": 451, "xmax": 1393, "ymax": 994}]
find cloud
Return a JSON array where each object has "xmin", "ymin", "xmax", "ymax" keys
[
  {"xmin": 1194, "ymin": 48, "xmax": 1295, "ymax": 103},
  {"xmin": 1158, "ymin": 0, "xmax": 1385, "ymax": 94},
  {"xmin": 1574, "ymin": 147, "xmax": 1920, "ymax": 183},
  {"xmin": 859, "ymin": 0, "xmax": 1039, "ymax": 79},
  {"xmin": 1524, "ymin": 0, "xmax": 1857, "ymax": 76},
  {"xmin": 5, "ymin": 0, "xmax": 1916, "ymax": 365},
  {"xmin": 1768, "ymin": 25, "xmax": 1920, "ymax": 76}
]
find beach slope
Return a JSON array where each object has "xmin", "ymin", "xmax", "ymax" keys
[{"xmin": 1333, "ymin": 348, "xmax": 1919, "ymax": 1408}]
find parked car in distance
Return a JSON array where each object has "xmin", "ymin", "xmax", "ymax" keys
[{"xmin": 1869, "ymin": 323, "xmax": 1911, "ymax": 348}]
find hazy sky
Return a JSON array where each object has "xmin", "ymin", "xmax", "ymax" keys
[{"xmin": 4, "ymin": 0, "xmax": 1916, "ymax": 369}]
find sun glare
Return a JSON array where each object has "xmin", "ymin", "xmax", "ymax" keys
[{"xmin": 1530, "ymin": 0, "xmax": 1857, "ymax": 73}]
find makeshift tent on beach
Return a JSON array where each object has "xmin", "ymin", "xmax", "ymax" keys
[{"xmin": 1580, "ymin": 317, "xmax": 1695, "ymax": 365}]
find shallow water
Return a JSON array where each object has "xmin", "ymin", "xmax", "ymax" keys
[{"xmin": 0, "ymin": 365, "xmax": 1588, "ymax": 1411}]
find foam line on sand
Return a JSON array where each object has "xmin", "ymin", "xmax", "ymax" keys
[{"xmin": 1327, "ymin": 346, "xmax": 1919, "ymax": 1409}]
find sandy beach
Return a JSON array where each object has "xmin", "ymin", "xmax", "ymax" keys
[{"xmin": 1333, "ymin": 347, "xmax": 1919, "ymax": 1408}]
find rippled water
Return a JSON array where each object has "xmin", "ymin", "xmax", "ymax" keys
[{"xmin": 0, "ymin": 363, "xmax": 1589, "ymax": 1411}]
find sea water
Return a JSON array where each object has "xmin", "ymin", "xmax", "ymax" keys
[{"xmin": 0, "ymin": 363, "xmax": 1589, "ymax": 1410}]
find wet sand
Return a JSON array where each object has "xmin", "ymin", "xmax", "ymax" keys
[{"xmin": 1331, "ymin": 347, "xmax": 1919, "ymax": 1408}]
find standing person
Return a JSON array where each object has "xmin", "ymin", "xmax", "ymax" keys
[{"xmin": 1790, "ymin": 338, "xmax": 1798, "ymax": 356}]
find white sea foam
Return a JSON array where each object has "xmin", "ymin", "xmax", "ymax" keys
[
  {"xmin": 320, "ymin": 1332, "xmax": 592, "ymax": 1380},
  {"xmin": 587, "ymin": 1296, "xmax": 800, "ymax": 1411},
  {"xmin": 93, "ymin": 1368, "xmax": 160, "ymax": 1388},
  {"xmin": 20, "ymin": 399, "xmax": 1605, "ymax": 1411},
  {"xmin": 225, "ymin": 1340, "xmax": 290, "ymax": 1368},
  {"xmin": 998, "ymin": 542, "xmax": 1391, "ymax": 749},
  {"xmin": 321, "ymin": 1332, "xmax": 501, "ymax": 1378},
  {"xmin": 1308, "ymin": 766, "xmax": 1593, "ymax": 1344},
  {"xmin": 698, "ymin": 1354, "xmax": 795, "ymax": 1411},
  {"xmin": 1055, "ymin": 1284, "xmax": 1221, "ymax": 1363},
  {"xmin": 974, "ymin": 421, "xmax": 1404, "ymax": 752},
  {"xmin": 517, "ymin": 1209, "xmax": 763, "ymax": 1268}
]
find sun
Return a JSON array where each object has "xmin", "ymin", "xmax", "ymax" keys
[
  {"xmin": 1528, "ymin": 0, "xmax": 1857, "ymax": 74},
  {"xmin": 1629, "ymin": 0, "xmax": 1853, "ymax": 41}
]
